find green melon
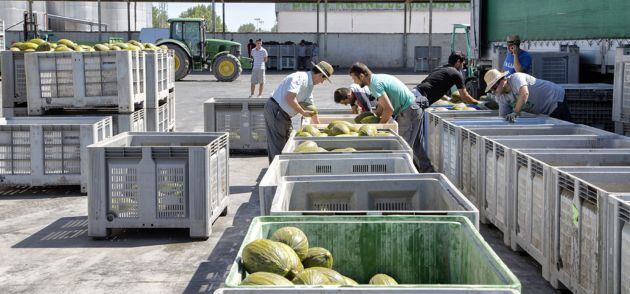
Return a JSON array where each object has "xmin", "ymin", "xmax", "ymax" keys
[
  {"xmin": 292, "ymin": 268, "xmax": 330, "ymax": 285},
  {"xmin": 309, "ymin": 267, "xmax": 345, "ymax": 284},
  {"xmin": 240, "ymin": 272, "xmax": 294, "ymax": 286},
  {"xmin": 369, "ymin": 273, "xmax": 398, "ymax": 285},
  {"xmin": 242, "ymin": 239, "xmax": 303, "ymax": 279},
  {"xmin": 302, "ymin": 247, "xmax": 333, "ymax": 269},
  {"xmin": 270, "ymin": 227, "xmax": 309, "ymax": 260}
]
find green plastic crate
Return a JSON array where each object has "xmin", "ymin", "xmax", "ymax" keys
[{"xmin": 225, "ymin": 216, "xmax": 520, "ymax": 292}]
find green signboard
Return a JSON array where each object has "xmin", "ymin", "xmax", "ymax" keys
[{"xmin": 485, "ymin": 0, "xmax": 630, "ymax": 41}]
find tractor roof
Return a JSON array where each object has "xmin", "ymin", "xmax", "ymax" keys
[{"xmin": 168, "ymin": 18, "xmax": 205, "ymax": 23}]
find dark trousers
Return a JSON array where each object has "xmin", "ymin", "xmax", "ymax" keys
[
  {"xmin": 264, "ymin": 99, "xmax": 292, "ymax": 163},
  {"xmin": 298, "ymin": 56, "xmax": 307, "ymax": 70},
  {"xmin": 397, "ymin": 104, "xmax": 435, "ymax": 173},
  {"xmin": 550, "ymin": 100, "xmax": 572, "ymax": 122}
]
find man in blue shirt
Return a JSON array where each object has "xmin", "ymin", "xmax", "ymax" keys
[{"xmin": 503, "ymin": 35, "xmax": 532, "ymax": 75}]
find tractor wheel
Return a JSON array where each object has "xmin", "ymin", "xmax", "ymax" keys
[
  {"xmin": 166, "ymin": 44, "xmax": 190, "ymax": 80},
  {"xmin": 213, "ymin": 54, "xmax": 242, "ymax": 82}
]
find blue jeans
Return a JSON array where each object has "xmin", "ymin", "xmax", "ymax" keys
[{"xmin": 396, "ymin": 103, "xmax": 434, "ymax": 172}]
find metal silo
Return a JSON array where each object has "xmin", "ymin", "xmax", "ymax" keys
[
  {"xmin": 0, "ymin": 1, "xmax": 47, "ymax": 31},
  {"xmin": 47, "ymin": 1, "xmax": 98, "ymax": 31},
  {"xmin": 101, "ymin": 2, "xmax": 152, "ymax": 32}
]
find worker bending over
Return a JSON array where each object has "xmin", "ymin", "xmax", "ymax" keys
[
  {"xmin": 413, "ymin": 51, "xmax": 479, "ymax": 106},
  {"xmin": 333, "ymin": 84, "xmax": 376, "ymax": 113}
]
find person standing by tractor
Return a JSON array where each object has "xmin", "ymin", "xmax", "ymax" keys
[
  {"xmin": 247, "ymin": 39, "xmax": 255, "ymax": 58},
  {"xmin": 349, "ymin": 62, "xmax": 433, "ymax": 172},
  {"xmin": 250, "ymin": 39, "xmax": 268, "ymax": 98},
  {"xmin": 503, "ymin": 35, "xmax": 532, "ymax": 75},
  {"xmin": 297, "ymin": 40, "xmax": 308, "ymax": 70},
  {"xmin": 264, "ymin": 61, "xmax": 334, "ymax": 162}
]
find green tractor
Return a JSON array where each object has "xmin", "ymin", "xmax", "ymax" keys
[{"xmin": 157, "ymin": 18, "xmax": 252, "ymax": 81}]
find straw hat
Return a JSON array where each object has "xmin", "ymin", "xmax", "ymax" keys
[
  {"xmin": 484, "ymin": 69, "xmax": 509, "ymax": 93},
  {"xmin": 312, "ymin": 61, "xmax": 334, "ymax": 82}
]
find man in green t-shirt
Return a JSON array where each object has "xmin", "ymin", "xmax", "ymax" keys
[{"xmin": 349, "ymin": 62, "xmax": 433, "ymax": 172}]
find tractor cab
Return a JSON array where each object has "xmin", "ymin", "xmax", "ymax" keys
[{"xmin": 157, "ymin": 18, "xmax": 251, "ymax": 81}]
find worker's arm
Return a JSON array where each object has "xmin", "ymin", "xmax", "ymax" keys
[
  {"xmin": 457, "ymin": 88, "xmax": 479, "ymax": 104},
  {"xmin": 284, "ymin": 92, "xmax": 315, "ymax": 118},
  {"xmin": 264, "ymin": 50, "xmax": 268, "ymax": 63},
  {"xmin": 351, "ymin": 104, "xmax": 359, "ymax": 114},
  {"xmin": 512, "ymin": 47, "xmax": 524, "ymax": 73},
  {"xmin": 513, "ymin": 85, "xmax": 529, "ymax": 114},
  {"xmin": 376, "ymin": 94, "xmax": 395, "ymax": 123}
]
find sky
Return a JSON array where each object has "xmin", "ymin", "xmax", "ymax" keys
[{"xmin": 162, "ymin": 2, "xmax": 277, "ymax": 31}]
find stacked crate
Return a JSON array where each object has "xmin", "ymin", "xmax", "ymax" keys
[
  {"xmin": 145, "ymin": 50, "xmax": 176, "ymax": 132},
  {"xmin": 614, "ymin": 47, "xmax": 630, "ymax": 136}
]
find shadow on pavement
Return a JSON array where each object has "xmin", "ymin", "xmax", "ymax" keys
[
  {"xmin": 0, "ymin": 186, "xmax": 84, "ymax": 200},
  {"xmin": 183, "ymin": 168, "xmax": 266, "ymax": 293}
]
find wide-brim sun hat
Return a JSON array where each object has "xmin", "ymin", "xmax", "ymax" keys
[
  {"xmin": 484, "ymin": 69, "xmax": 509, "ymax": 93},
  {"xmin": 312, "ymin": 61, "xmax": 334, "ymax": 83}
]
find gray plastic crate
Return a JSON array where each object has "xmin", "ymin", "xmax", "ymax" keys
[
  {"xmin": 166, "ymin": 49, "xmax": 175, "ymax": 90},
  {"xmin": 548, "ymin": 168, "xmax": 630, "ymax": 293},
  {"xmin": 478, "ymin": 136, "xmax": 630, "ymax": 245},
  {"xmin": 458, "ymin": 125, "xmax": 611, "ymax": 209},
  {"xmin": 225, "ymin": 216, "xmax": 520, "ymax": 291},
  {"xmin": 259, "ymin": 153, "xmax": 417, "ymax": 215},
  {"xmin": 441, "ymin": 118, "xmax": 575, "ymax": 187},
  {"xmin": 25, "ymin": 51, "xmax": 146, "ymax": 114},
  {"xmin": 146, "ymin": 92, "xmax": 175, "ymax": 132},
  {"xmin": 2, "ymin": 106, "xmax": 27, "ymax": 118},
  {"xmin": 270, "ymin": 174, "xmax": 479, "ymax": 229},
  {"xmin": 561, "ymin": 83, "xmax": 614, "ymax": 131},
  {"xmin": 282, "ymin": 136, "xmax": 413, "ymax": 158},
  {"xmin": 613, "ymin": 47, "xmax": 630, "ymax": 123},
  {"xmin": 603, "ymin": 193, "xmax": 630, "ymax": 294},
  {"xmin": 1, "ymin": 51, "xmax": 27, "ymax": 106},
  {"xmin": 0, "ymin": 116, "xmax": 112, "ymax": 193},
  {"xmin": 616, "ymin": 121, "xmax": 630, "ymax": 136},
  {"xmin": 214, "ymin": 288, "xmax": 520, "ymax": 293},
  {"xmin": 145, "ymin": 50, "xmax": 169, "ymax": 108},
  {"xmin": 110, "ymin": 109, "xmax": 146, "ymax": 134},
  {"xmin": 530, "ymin": 51, "xmax": 579, "ymax": 84},
  {"xmin": 508, "ymin": 151, "xmax": 630, "ymax": 282},
  {"xmin": 204, "ymin": 98, "xmax": 270, "ymax": 151},
  {"xmin": 424, "ymin": 110, "xmax": 498, "ymax": 170},
  {"xmin": 87, "ymin": 132, "xmax": 230, "ymax": 239}
]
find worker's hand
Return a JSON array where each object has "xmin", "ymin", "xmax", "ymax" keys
[
  {"xmin": 301, "ymin": 110, "xmax": 316, "ymax": 118},
  {"xmin": 505, "ymin": 112, "xmax": 519, "ymax": 123},
  {"xmin": 511, "ymin": 45, "xmax": 520, "ymax": 56}
]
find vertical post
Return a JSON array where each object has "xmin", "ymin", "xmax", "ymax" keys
[
  {"xmin": 134, "ymin": 1, "xmax": 137, "ymax": 32},
  {"xmin": 324, "ymin": 0, "xmax": 328, "ymax": 58},
  {"xmin": 212, "ymin": 0, "xmax": 217, "ymax": 37},
  {"xmin": 427, "ymin": 0, "xmax": 433, "ymax": 70},
  {"xmin": 98, "ymin": 0, "xmax": 102, "ymax": 42},
  {"xmin": 316, "ymin": 1, "xmax": 320, "ymax": 46},
  {"xmin": 127, "ymin": 0, "xmax": 132, "ymax": 41},
  {"xmin": 222, "ymin": 1, "xmax": 226, "ymax": 35},
  {"xmin": 403, "ymin": 1, "xmax": 408, "ymax": 68}
]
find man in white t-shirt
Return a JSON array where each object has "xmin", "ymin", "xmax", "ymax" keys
[{"xmin": 250, "ymin": 39, "xmax": 268, "ymax": 98}]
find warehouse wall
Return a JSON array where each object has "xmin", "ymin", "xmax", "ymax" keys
[{"xmin": 6, "ymin": 31, "xmax": 466, "ymax": 69}]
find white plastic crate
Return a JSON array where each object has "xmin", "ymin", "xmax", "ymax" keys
[
  {"xmin": 146, "ymin": 92, "xmax": 175, "ymax": 132},
  {"xmin": 304, "ymin": 114, "xmax": 399, "ymax": 133},
  {"xmin": 441, "ymin": 118, "xmax": 575, "ymax": 187},
  {"xmin": 508, "ymin": 151, "xmax": 630, "ymax": 282},
  {"xmin": 548, "ymin": 168, "xmax": 630, "ymax": 293},
  {"xmin": 145, "ymin": 50, "xmax": 169, "ymax": 108},
  {"xmin": 87, "ymin": 132, "xmax": 230, "ymax": 239},
  {"xmin": 270, "ymin": 173, "xmax": 479, "ymax": 228},
  {"xmin": 0, "ymin": 116, "xmax": 112, "ymax": 193},
  {"xmin": 259, "ymin": 153, "xmax": 417, "ymax": 215},
  {"xmin": 25, "ymin": 51, "xmax": 146, "ymax": 114},
  {"xmin": 2, "ymin": 107, "xmax": 27, "ymax": 118},
  {"xmin": 282, "ymin": 136, "xmax": 413, "ymax": 158},
  {"xmin": 1, "ymin": 51, "xmax": 27, "ymax": 106},
  {"xmin": 424, "ymin": 110, "xmax": 498, "ymax": 171},
  {"xmin": 603, "ymin": 193, "xmax": 630, "ymax": 294},
  {"xmin": 613, "ymin": 47, "xmax": 630, "ymax": 123},
  {"xmin": 109, "ymin": 109, "xmax": 146, "ymax": 134},
  {"xmin": 478, "ymin": 136, "xmax": 630, "ymax": 245}
]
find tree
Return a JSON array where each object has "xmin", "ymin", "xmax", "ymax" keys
[
  {"xmin": 179, "ymin": 4, "xmax": 225, "ymax": 32},
  {"xmin": 238, "ymin": 23, "xmax": 256, "ymax": 33},
  {"xmin": 270, "ymin": 24, "xmax": 278, "ymax": 32},
  {"xmin": 152, "ymin": 6, "xmax": 168, "ymax": 28}
]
